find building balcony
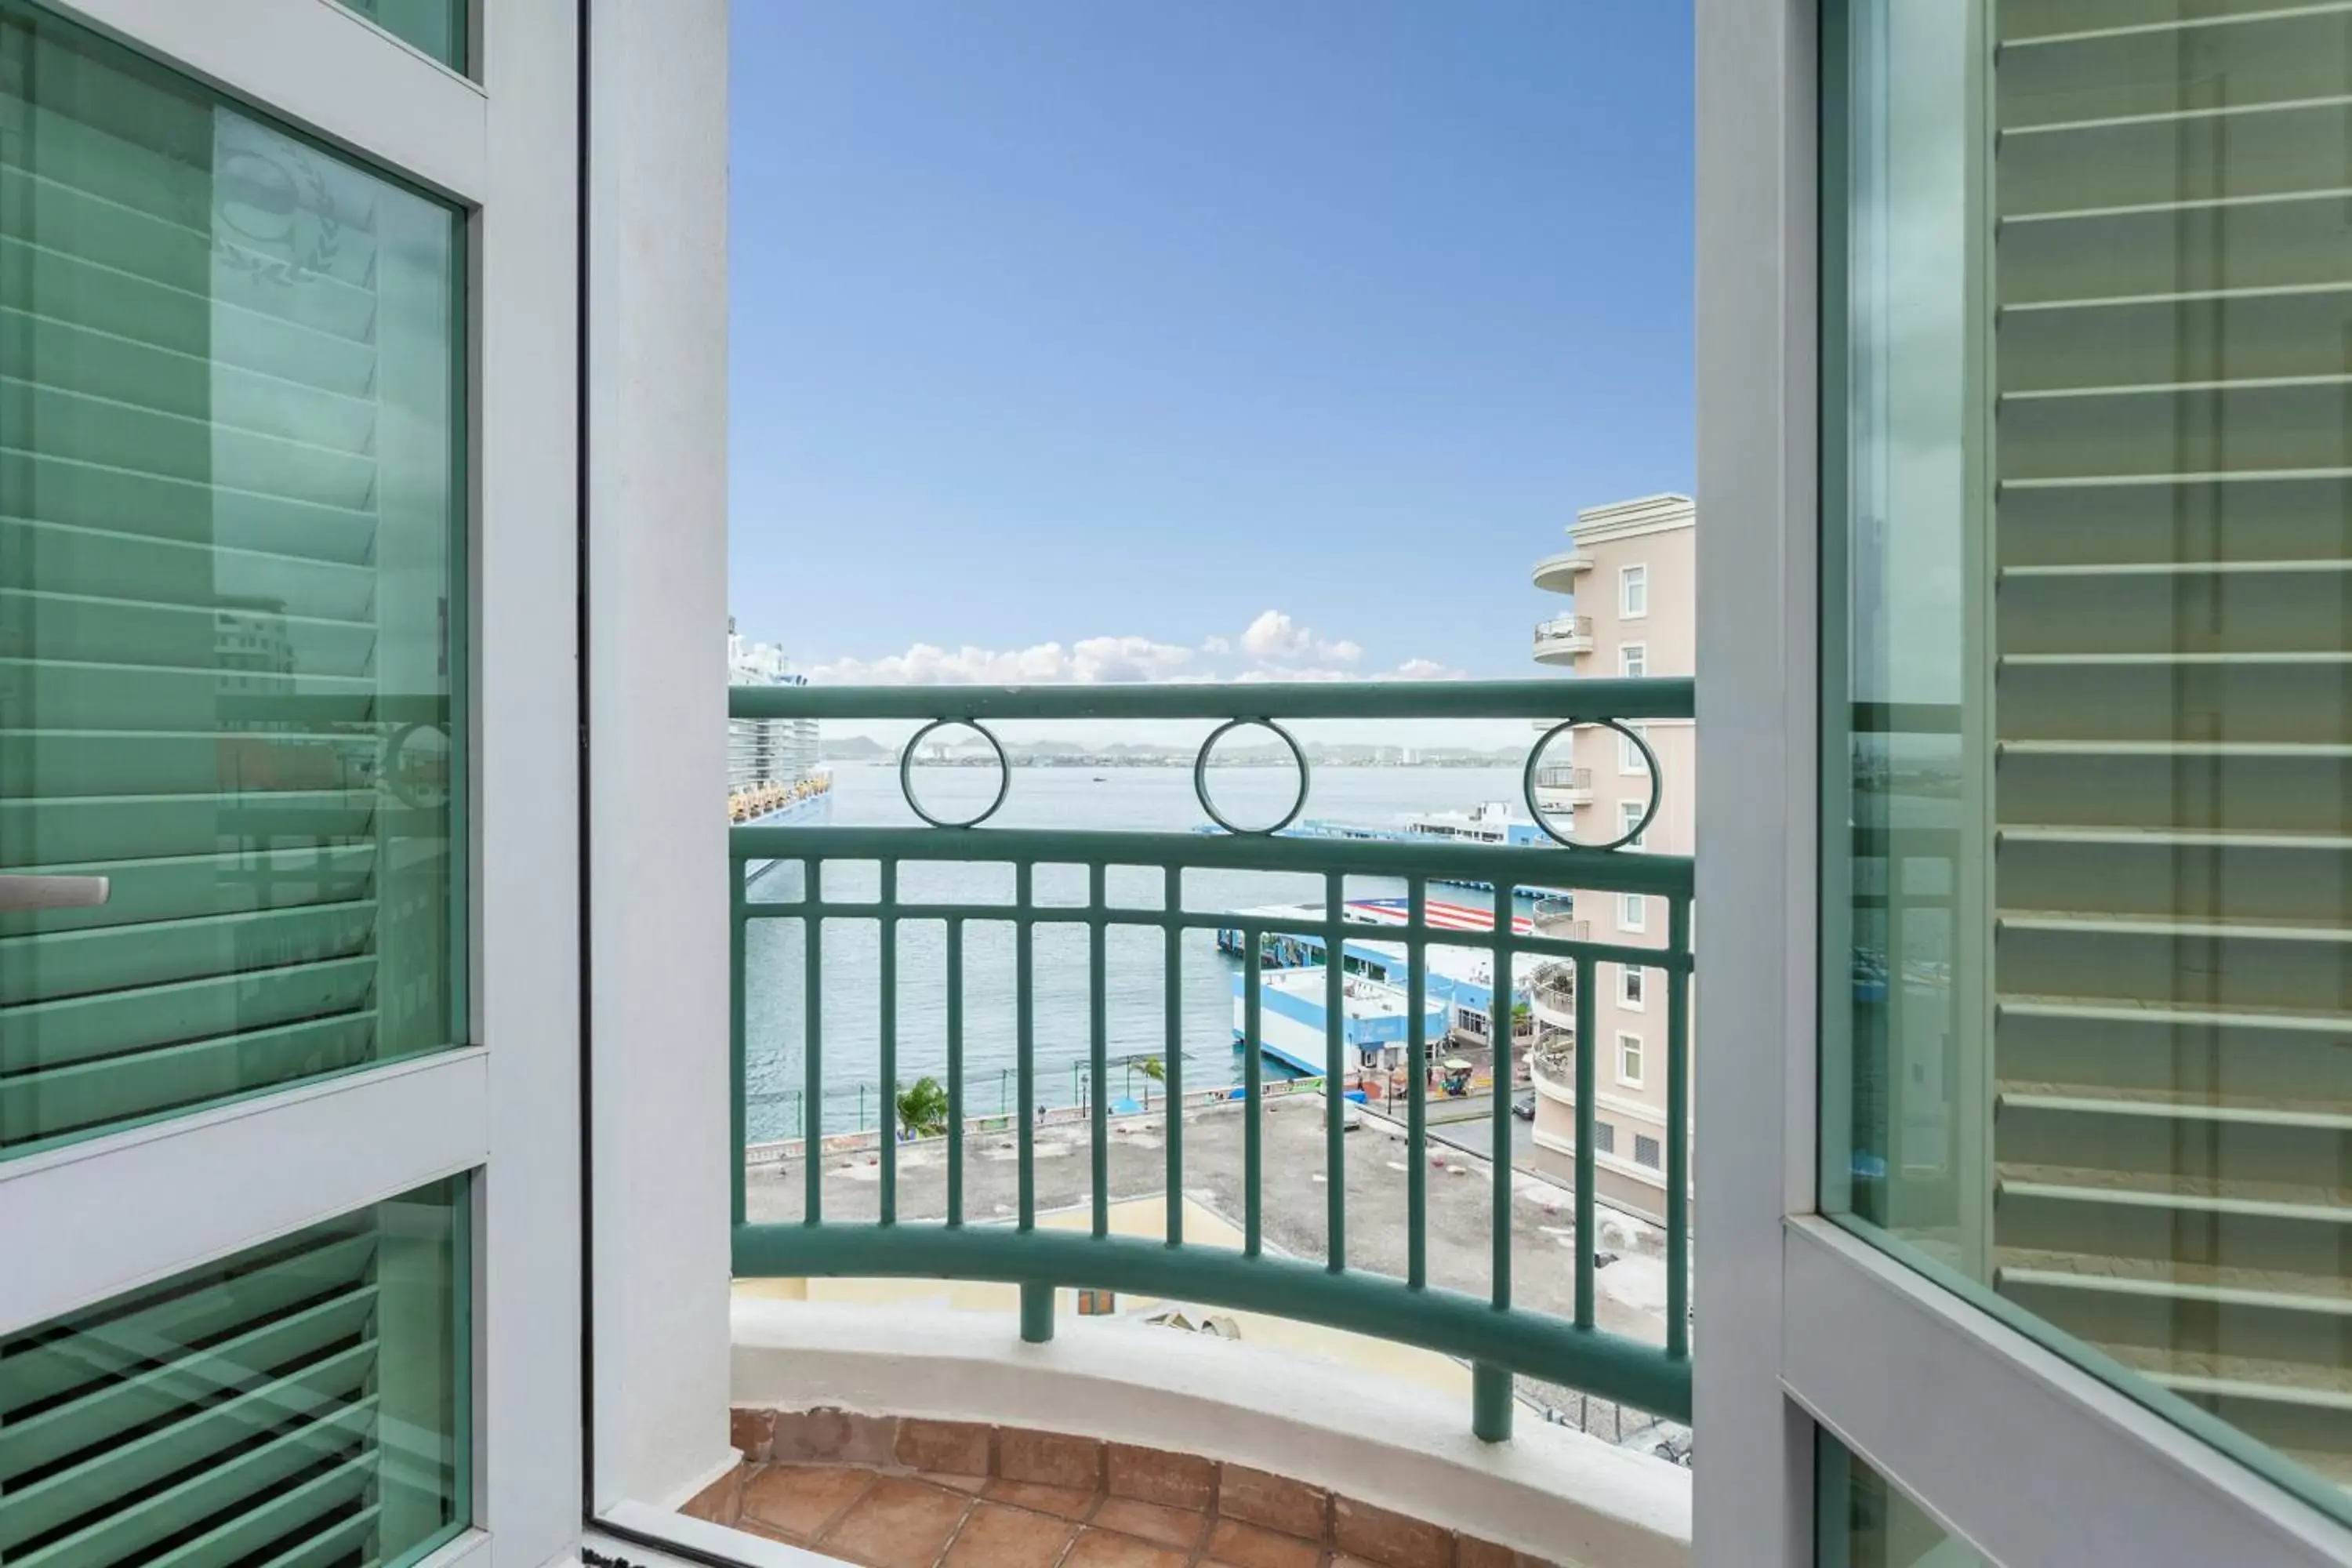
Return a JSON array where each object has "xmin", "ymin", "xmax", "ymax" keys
[
  {"xmin": 705, "ymin": 677, "xmax": 1699, "ymax": 1568},
  {"xmin": 1530, "ymin": 959, "xmax": 1581, "ymax": 1030},
  {"xmin": 1532, "ymin": 614, "xmax": 1595, "ymax": 664},
  {"xmin": 1531, "ymin": 549, "xmax": 1596, "ymax": 595},
  {"xmin": 1533, "ymin": 763, "xmax": 1594, "ymax": 810}
]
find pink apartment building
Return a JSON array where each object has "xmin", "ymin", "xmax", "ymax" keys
[{"xmin": 1527, "ymin": 494, "xmax": 1695, "ymax": 1225}]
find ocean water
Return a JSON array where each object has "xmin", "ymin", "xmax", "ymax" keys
[{"xmin": 739, "ymin": 762, "xmax": 1534, "ymax": 1139}]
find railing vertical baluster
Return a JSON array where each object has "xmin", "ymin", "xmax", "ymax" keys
[
  {"xmin": 1667, "ymin": 895, "xmax": 1691, "ymax": 1359},
  {"xmin": 1090, "ymin": 863, "xmax": 1109, "ymax": 1240},
  {"xmin": 1406, "ymin": 878, "xmax": 1428, "ymax": 1290},
  {"xmin": 878, "ymin": 858, "xmax": 898, "ymax": 1224},
  {"xmin": 1574, "ymin": 951, "xmax": 1598, "ymax": 1330},
  {"xmin": 730, "ymin": 859, "xmax": 747, "ymax": 1230},
  {"xmin": 1475, "ymin": 880, "xmax": 1516, "ymax": 1442},
  {"xmin": 804, "ymin": 858, "xmax": 824, "ymax": 1226},
  {"xmin": 1017, "ymin": 862, "xmax": 1050, "ymax": 1341},
  {"xmin": 947, "ymin": 916, "xmax": 964, "ymax": 1229},
  {"xmin": 1243, "ymin": 945, "xmax": 1263, "ymax": 1258},
  {"xmin": 1017, "ymin": 864, "xmax": 1036, "ymax": 1230},
  {"xmin": 1163, "ymin": 866, "xmax": 1184, "ymax": 1247},
  {"xmin": 1324, "ymin": 872, "xmax": 1346, "ymax": 1272}
]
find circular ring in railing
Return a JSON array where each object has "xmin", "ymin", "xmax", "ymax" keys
[
  {"xmin": 1523, "ymin": 718, "xmax": 1661, "ymax": 851},
  {"xmin": 380, "ymin": 720, "xmax": 451, "ymax": 811},
  {"xmin": 899, "ymin": 718, "xmax": 1011, "ymax": 829},
  {"xmin": 1193, "ymin": 717, "xmax": 1310, "ymax": 837}
]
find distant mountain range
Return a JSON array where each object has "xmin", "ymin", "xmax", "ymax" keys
[{"xmin": 822, "ymin": 734, "xmax": 1520, "ymax": 768}]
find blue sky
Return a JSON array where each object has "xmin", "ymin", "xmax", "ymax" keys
[{"xmin": 728, "ymin": 2, "xmax": 1692, "ymax": 686}]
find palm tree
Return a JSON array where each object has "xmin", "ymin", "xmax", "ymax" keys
[
  {"xmin": 895, "ymin": 1076, "xmax": 950, "ymax": 1139},
  {"xmin": 1137, "ymin": 1056, "xmax": 1167, "ymax": 1085}
]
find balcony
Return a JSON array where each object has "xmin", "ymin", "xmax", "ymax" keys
[
  {"xmin": 1532, "ymin": 614, "xmax": 1595, "ymax": 664},
  {"xmin": 1531, "ymin": 550, "xmax": 1596, "ymax": 595},
  {"xmin": 1534, "ymin": 896, "xmax": 1588, "ymax": 943},
  {"xmin": 713, "ymin": 677, "xmax": 1697, "ymax": 1566},
  {"xmin": 1533, "ymin": 763, "xmax": 1594, "ymax": 810},
  {"xmin": 1530, "ymin": 960, "xmax": 1580, "ymax": 1031}
]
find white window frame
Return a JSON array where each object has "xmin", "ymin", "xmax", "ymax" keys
[
  {"xmin": 1692, "ymin": 3, "xmax": 2352, "ymax": 1563},
  {"xmin": 1620, "ymin": 965, "xmax": 1647, "ymax": 1011},
  {"xmin": 1619, "ymin": 799, "xmax": 1649, "ymax": 850},
  {"xmin": 0, "ymin": 2, "xmax": 588, "ymax": 1561},
  {"xmin": 1620, "ymin": 642, "xmax": 1649, "ymax": 679},
  {"xmin": 1621, "ymin": 563, "xmax": 1650, "ymax": 619},
  {"xmin": 1620, "ymin": 721, "xmax": 1650, "ymax": 775},
  {"xmin": 1615, "ymin": 1031, "xmax": 1645, "ymax": 1089},
  {"xmin": 1619, "ymin": 892, "xmax": 1647, "ymax": 933}
]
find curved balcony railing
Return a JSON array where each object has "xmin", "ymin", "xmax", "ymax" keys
[
  {"xmin": 1532, "ymin": 764, "xmax": 1594, "ymax": 806},
  {"xmin": 1531, "ymin": 1040, "xmax": 1575, "ymax": 1090},
  {"xmin": 728, "ymin": 677, "xmax": 1696, "ymax": 1442},
  {"xmin": 1532, "ymin": 895, "xmax": 1589, "ymax": 942},
  {"xmin": 1530, "ymin": 960, "xmax": 1580, "ymax": 1029}
]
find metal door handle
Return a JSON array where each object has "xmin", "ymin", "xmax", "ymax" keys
[{"xmin": 0, "ymin": 875, "xmax": 111, "ymax": 912}]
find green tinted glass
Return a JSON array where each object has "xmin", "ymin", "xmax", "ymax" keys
[
  {"xmin": 338, "ymin": 0, "xmax": 469, "ymax": 74},
  {"xmin": 0, "ymin": 1175, "xmax": 472, "ymax": 1566},
  {"xmin": 1822, "ymin": 0, "xmax": 2352, "ymax": 1521},
  {"xmin": 0, "ymin": 3, "xmax": 467, "ymax": 1157},
  {"xmin": 1816, "ymin": 1433, "xmax": 1985, "ymax": 1568}
]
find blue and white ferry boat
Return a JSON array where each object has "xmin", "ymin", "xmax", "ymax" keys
[{"xmin": 1221, "ymin": 896, "xmax": 1543, "ymax": 1074}]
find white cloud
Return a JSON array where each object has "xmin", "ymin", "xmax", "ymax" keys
[
  {"xmin": 1201, "ymin": 635, "xmax": 1231, "ymax": 655},
  {"xmin": 1238, "ymin": 610, "xmax": 1363, "ymax": 666},
  {"xmin": 1388, "ymin": 657, "xmax": 1464, "ymax": 681},
  {"xmin": 809, "ymin": 636, "xmax": 1192, "ymax": 686}
]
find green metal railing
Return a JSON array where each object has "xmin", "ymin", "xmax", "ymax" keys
[{"xmin": 728, "ymin": 679, "xmax": 1693, "ymax": 1438}]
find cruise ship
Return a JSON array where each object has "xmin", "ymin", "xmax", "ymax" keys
[{"xmin": 728, "ymin": 619, "xmax": 833, "ymax": 826}]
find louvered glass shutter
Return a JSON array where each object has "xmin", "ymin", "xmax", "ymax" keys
[
  {"xmin": 0, "ymin": 4, "xmax": 465, "ymax": 1159},
  {"xmin": 0, "ymin": 1175, "xmax": 468, "ymax": 1568},
  {"xmin": 1827, "ymin": 0, "xmax": 2352, "ymax": 1517}
]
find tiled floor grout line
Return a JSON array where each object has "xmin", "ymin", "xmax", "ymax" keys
[
  {"xmin": 924, "ymin": 1486, "xmax": 982, "ymax": 1568},
  {"xmin": 810, "ymin": 1467, "xmax": 882, "ymax": 1552}
]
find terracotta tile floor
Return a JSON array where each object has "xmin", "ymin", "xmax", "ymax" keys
[{"xmin": 691, "ymin": 1461, "xmax": 1364, "ymax": 1568}]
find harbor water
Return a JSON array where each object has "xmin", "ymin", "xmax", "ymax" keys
[{"xmin": 740, "ymin": 763, "xmax": 1537, "ymax": 1139}]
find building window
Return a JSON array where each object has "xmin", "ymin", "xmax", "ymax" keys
[
  {"xmin": 1621, "ymin": 967, "xmax": 1646, "ymax": 1011},
  {"xmin": 1620, "ymin": 643, "xmax": 1648, "ymax": 679},
  {"xmin": 1619, "ymin": 893, "xmax": 1646, "ymax": 933},
  {"xmin": 1620, "ymin": 564, "xmax": 1650, "ymax": 618},
  {"xmin": 337, "ymin": 0, "xmax": 470, "ymax": 71},
  {"xmin": 1592, "ymin": 1120, "xmax": 1617, "ymax": 1156},
  {"xmin": 0, "ymin": 4, "xmax": 469, "ymax": 1161},
  {"xmin": 1619, "ymin": 722, "xmax": 1649, "ymax": 775},
  {"xmin": 1616, "ymin": 1032, "xmax": 1644, "ymax": 1088},
  {"xmin": 1618, "ymin": 800, "xmax": 1649, "ymax": 850},
  {"xmin": 1634, "ymin": 1133, "xmax": 1661, "ymax": 1171},
  {"xmin": 0, "ymin": 1176, "xmax": 473, "ymax": 1562}
]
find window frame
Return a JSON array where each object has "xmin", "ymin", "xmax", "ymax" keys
[
  {"xmin": 1620, "ymin": 642, "xmax": 1649, "ymax": 679},
  {"xmin": 1619, "ymin": 721, "xmax": 1650, "ymax": 775},
  {"xmin": 1616, "ymin": 1031, "xmax": 1646, "ymax": 1089},
  {"xmin": 1690, "ymin": 0, "xmax": 2352, "ymax": 1560},
  {"xmin": 1621, "ymin": 563, "xmax": 1650, "ymax": 619},
  {"xmin": 1620, "ymin": 966, "xmax": 1648, "ymax": 1011},
  {"xmin": 1619, "ymin": 892, "xmax": 1647, "ymax": 933},
  {"xmin": 0, "ymin": 0, "xmax": 588, "ymax": 1557}
]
